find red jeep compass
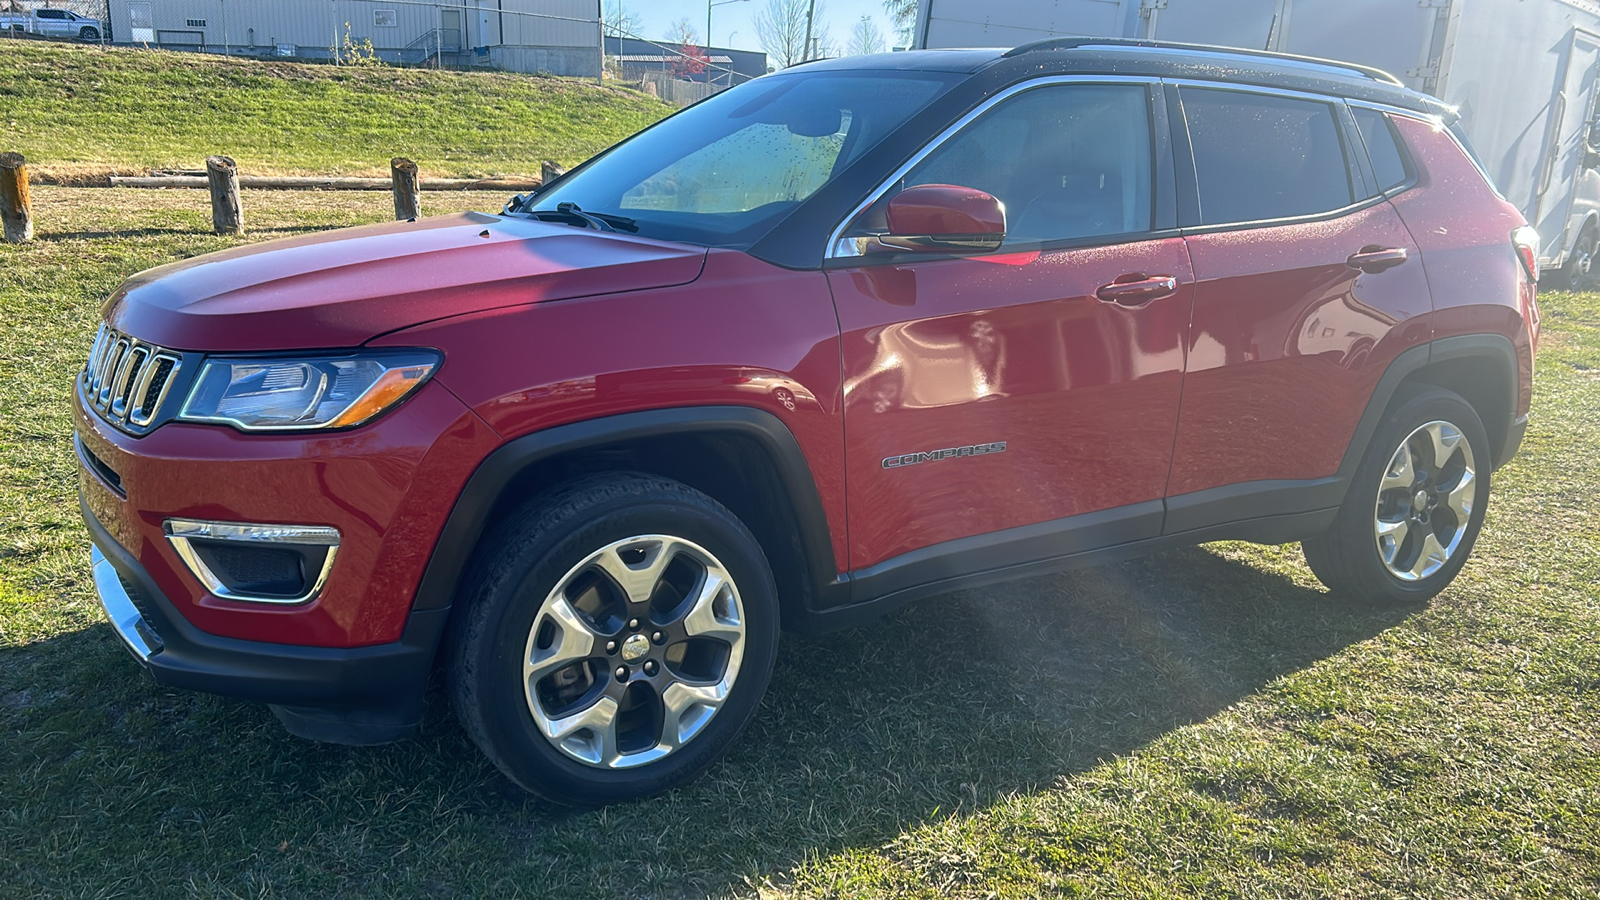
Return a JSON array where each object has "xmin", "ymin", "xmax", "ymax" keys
[{"xmin": 76, "ymin": 40, "xmax": 1541, "ymax": 804}]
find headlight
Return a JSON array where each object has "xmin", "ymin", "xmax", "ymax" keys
[{"xmin": 179, "ymin": 350, "xmax": 439, "ymax": 431}]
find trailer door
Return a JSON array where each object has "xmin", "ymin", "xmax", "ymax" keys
[
  {"xmin": 919, "ymin": 0, "xmax": 1134, "ymax": 48},
  {"xmin": 1146, "ymin": 0, "xmax": 1280, "ymax": 49},
  {"xmin": 1532, "ymin": 28, "xmax": 1600, "ymax": 260},
  {"xmin": 1276, "ymin": 0, "xmax": 1442, "ymax": 93}
]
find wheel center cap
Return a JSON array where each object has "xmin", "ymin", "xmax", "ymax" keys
[
  {"xmin": 1414, "ymin": 489, "xmax": 1429, "ymax": 510},
  {"xmin": 620, "ymin": 633, "xmax": 650, "ymax": 662}
]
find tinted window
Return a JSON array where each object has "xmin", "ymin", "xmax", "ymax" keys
[
  {"xmin": 1352, "ymin": 107, "xmax": 1411, "ymax": 192},
  {"xmin": 39, "ymin": 10, "xmax": 66, "ymax": 18},
  {"xmin": 901, "ymin": 83, "xmax": 1153, "ymax": 244},
  {"xmin": 1183, "ymin": 88, "xmax": 1353, "ymax": 225},
  {"xmin": 532, "ymin": 72, "xmax": 957, "ymax": 247}
]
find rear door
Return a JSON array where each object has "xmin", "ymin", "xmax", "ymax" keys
[
  {"xmin": 1165, "ymin": 84, "xmax": 1432, "ymax": 530},
  {"xmin": 1532, "ymin": 28, "xmax": 1600, "ymax": 262},
  {"xmin": 828, "ymin": 79, "xmax": 1192, "ymax": 572},
  {"xmin": 34, "ymin": 9, "xmax": 68, "ymax": 36}
]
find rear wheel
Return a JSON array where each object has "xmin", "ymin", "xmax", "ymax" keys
[
  {"xmin": 448, "ymin": 473, "xmax": 778, "ymax": 805},
  {"xmin": 1302, "ymin": 385, "xmax": 1490, "ymax": 604},
  {"xmin": 1550, "ymin": 221, "xmax": 1600, "ymax": 291}
]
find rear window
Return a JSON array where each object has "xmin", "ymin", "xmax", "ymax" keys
[
  {"xmin": 1182, "ymin": 87, "xmax": 1354, "ymax": 225},
  {"xmin": 1352, "ymin": 107, "xmax": 1411, "ymax": 193}
]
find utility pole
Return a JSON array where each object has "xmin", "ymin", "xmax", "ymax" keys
[{"xmin": 802, "ymin": 0, "xmax": 815, "ymax": 61}]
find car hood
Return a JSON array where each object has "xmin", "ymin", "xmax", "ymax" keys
[{"xmin": 103, "ymin": 212, "xmax": 709, "ymax": 352}]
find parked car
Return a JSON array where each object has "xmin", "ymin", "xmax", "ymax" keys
[
  {"xmin": 76, "ymin": 40, "xmax": 1541, "ymax": 805},
  {"xmin": 1, "ymin": 7, "xmax": 103, "ymax": 40}
]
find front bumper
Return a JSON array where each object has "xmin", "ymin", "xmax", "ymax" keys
[{"xmin": 84, "ymin": 496, "xmax": 447, "ymax": 744}]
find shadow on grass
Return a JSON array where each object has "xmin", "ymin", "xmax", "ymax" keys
[{"xmin": 0, "ymin": 545, "xmax": 1413, "ymax": 896}]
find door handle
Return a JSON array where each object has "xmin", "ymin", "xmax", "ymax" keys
[
  {"xmin": 1347, "ymin": 246, "xmax": 1409, "ymax": 273},
  {"xmin": 1095, "ymin": 274, "xmax": 1178, "ymax": 308}
]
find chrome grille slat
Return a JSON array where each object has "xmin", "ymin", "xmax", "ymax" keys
[
  {"xmin": 97, "ymin": 339, "xmax": 129, "ymax": 407},
  {"xmin": 110, "ymin": 346, "xmax": 148, "ymax": 417},
  {"xmin": 80, "ymin": 325, "xmax": 184, "ymax": 432}
]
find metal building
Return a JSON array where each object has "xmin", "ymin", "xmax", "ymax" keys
[{"xmin": 105, "ymin": 0, "xmax": 601, "ymax": 76}]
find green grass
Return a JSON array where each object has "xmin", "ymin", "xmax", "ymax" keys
[
  {"xmin": 3, "ymin": 187, "xmax": 1600, "ymax": 898},
  {"xmin": 0, "ymin": 42, "xmax": 671, "ymax": 180}
]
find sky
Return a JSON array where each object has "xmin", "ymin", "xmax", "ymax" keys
[{"xmin": 621, "ymin": 0, "xmax": 904, "ymax": 56}]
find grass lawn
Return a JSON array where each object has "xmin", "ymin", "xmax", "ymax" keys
[
  {"xmin": 0, "ymin": 42, "xmax": 671, "ymax": 180},
  {"xmin": 2, "ymin": 187, "xmax": 1599, "ymax": 898}
]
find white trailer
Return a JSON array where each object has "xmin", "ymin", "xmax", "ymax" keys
[{"xmin": 914, "ymin": 0, "xmax": 1600, "ymax": 281}]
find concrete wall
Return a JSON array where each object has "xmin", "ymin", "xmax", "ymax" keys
[{"xmin": 489, "ymin": 44, "xmax": 598, "ymax": 77}]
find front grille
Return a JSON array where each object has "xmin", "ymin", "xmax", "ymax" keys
[{"xmin": 81, "ymin": 324, "xmax": 183, "ymax": 430}]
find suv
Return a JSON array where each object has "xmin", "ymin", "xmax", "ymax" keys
[{"xmin": 76, "ymin": 40, "xmax": 1541, "ymax": 805}]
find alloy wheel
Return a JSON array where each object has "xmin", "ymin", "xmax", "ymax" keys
[
  {"xmin": 1372, "ymin": 420, "xmax": 1477, "ymax": 581},
  {"xmin": 521, "ymin": 534, "xmax": 746, "ymax": 768}
]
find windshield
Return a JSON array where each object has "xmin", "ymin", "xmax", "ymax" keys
[{"xmin": 528, "ymin": 70, "xmax": 959, "ymax": 247}]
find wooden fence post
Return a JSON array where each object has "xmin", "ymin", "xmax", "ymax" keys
[
  {"xmin": 390, "ymin": 157, "xmax": 420, "ymax": 221},
  {"xmin": 205, "ymin": 155, "xmax": 243, "ymax": 235},
  {"xmin": 0, "ymin": 152, "xmax": 32, "ymax": 244},
  {"xmin": 541, "ymin": 160, "xmax": 567, "ymax": 187}
]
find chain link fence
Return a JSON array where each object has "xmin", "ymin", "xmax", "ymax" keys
[{"xmin": 2, "ymin": 0, "xmax": 110, "ymax": 23}]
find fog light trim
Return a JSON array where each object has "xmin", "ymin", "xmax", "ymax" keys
[{"xmin": 164, "ymin": 518, "xmax": 340, "ymax": 605}]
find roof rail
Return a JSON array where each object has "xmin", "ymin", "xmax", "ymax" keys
[{"xmin": 1002, "ymin": 37, "xmax": 1404, "ymax": 87}]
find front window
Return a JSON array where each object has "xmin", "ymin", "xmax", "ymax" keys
[{"xmin": 526, "ymin": 71, "xmax": 958, "ymax": 247}]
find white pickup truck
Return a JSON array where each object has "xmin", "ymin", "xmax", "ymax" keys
[{"xmin": 1, "ymin": 8, "xmax": 104, "ymax": 41}]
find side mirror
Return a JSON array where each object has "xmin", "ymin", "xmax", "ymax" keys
[{"xmin": 880, "ymin": 184, "xmax": 1006, "ymax": 253}]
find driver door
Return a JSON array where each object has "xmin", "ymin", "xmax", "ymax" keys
[{"xmin": 826, "ymin": 80, "xmax": 1193, "ymax": 574}]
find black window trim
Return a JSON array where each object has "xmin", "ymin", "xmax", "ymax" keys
[
  {"xmin": 1346, "ymin": 99, "xmax": 1424, "ymax": 201},
  {"xmin": 823, "ymin": 74, "xmax": 1176, "ymax": 267},
  {"xmin": 1168, "ymin": 78, "xmax": 1390, "ymax": 235}
]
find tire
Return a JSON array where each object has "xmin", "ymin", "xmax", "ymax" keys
[
  {"xmin": 1547, "ymin": 221, "xmax": 1600, "ymax": 292},
  {"xmin": 79, "ymin": 26, "xmax": 100, "ymax": 41},
  {"xmin": 447, "ymin": 472, "xmax": 779, "ymax": 805},
  {"xmin": 1302, "ymin": 384, "xmax": 1491, "ymax": 605}
]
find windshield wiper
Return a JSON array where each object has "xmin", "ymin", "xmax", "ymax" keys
[{"xmin": 525, "ymin": 202, "xmax": 638, "ymax": 233}]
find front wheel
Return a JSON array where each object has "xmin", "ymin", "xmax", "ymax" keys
[
  {"xmin": 448, "ymin": 473, "xmax": 779, "ymax": 805},
  {"xmin": 79, "ymin": 26, "xmax": 100, "ymax": 41},
  {"xmin": 1302, "ymin": 385, "xmax": 1491, "ymax": 604}
]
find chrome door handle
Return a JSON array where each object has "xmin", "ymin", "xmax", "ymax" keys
[
  {"xmin": 1095, "ymin": 274, "xmax": 1178, "ymax": 308},
  {"xmin": 1347, "ymin": 246, "xmax": 1409, "ymax": 273}
]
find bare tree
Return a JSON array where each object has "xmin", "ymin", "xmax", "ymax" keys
[
  {"xmin": 757, "ymin": 0, "xmax": 833, "ymax": 68},
  {"xmin": 847, "ymin": 16, "xmax": 887, "ymax": 56},
  {"xmin": 602, "ymin": 0, "xmax": 642, "ymax": 39},
  {"xmin": 883, "ymin": 0, "xmax": 917, "ymax": 46},
  {"xmin": 664, "ymin": 17, "xmax": 701, "ymax": 46}
]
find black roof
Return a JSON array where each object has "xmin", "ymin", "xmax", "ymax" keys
[{"xmin": 798, "ymin": 39, "xmax": 1453, "ymax": 121}]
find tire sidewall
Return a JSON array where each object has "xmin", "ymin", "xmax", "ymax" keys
[
  {"xmin": 464, "ymin": 483, "xmax": 779, "ymax": 803},
  {"xmin": 1343, "ymin": 388, "xmax": 1492, "ymax": 601}
]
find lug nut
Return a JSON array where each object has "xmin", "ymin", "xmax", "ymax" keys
[
  {"xmin": 651, "ymin": 631, "xmax": 664, "ymax": 644},
  {"xmin": 628, "ymin": 618, "xmax": 640, "ymax": 630},
  {"xmin": 615, "ymin": 666, "xmax": 628, "ymax": 680},
  {"xmin": 606, "ymin": 640, "xmax": 617, "ymax": 654},
  {"xmin": 643, "ymin": 660, "xmax": 658, "ymax": 675}
]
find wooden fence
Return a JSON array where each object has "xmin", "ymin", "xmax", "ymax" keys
[
  {"xmin": 638, "ymin": 71, "xmax": 723, "ymax": 107},
  {"xmin": 0, "ymin": 153, "xmax": 557, "ymax": 241}
]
